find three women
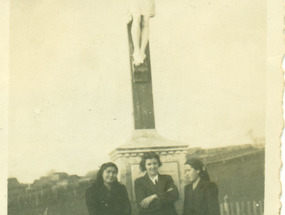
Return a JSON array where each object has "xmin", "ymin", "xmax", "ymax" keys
[{"xmin": 86, "ymin": 154, "xmax": 220, "ymax": 215}]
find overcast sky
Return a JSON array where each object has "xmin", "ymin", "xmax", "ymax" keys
[{"xmin": 9, "ymin": 0, "xmax": 266, "ymax": 183}]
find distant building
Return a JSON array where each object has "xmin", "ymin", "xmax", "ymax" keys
[
  {"xmin": 69, "ymin": 175, "xmax": 81, "ymax": 187},
  {"xmin": 33, "ymin": 176, "xmax": 52, "ymax": 189},
  {"xmin": 51, "ymin": 172, "xmax": 69, "ymax": 181},
  {"xmin": 56, "ymin": 179, "xmax": 69, "ymax": 188},
  {"xmin": 8, "ymin": 178, "xmax": 27, "ymax": 192},
  {"xmin": 8, "ymin": 178, "xmax": 20, "ymax": 189}
]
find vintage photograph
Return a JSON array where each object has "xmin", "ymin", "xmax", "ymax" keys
[{"xmin": 4, "ymin": 0, "xmax": 283, "ymax": 214}]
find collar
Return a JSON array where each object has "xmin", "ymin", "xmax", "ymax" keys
[
  {"xmin": 148, "ymin": 174, "xmax": 158, "ymax": 185},
  {"xmin": 192, "ymin": 178, "xmax": 201, "ymax": 190}
]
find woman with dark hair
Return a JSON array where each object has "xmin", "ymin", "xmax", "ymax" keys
[
  {"xmin": 183, "ymin": 158, "xmax": 220, "ymax": 215},
  {"xmin": 85, "ymin": 162, "xmax": 131, "ymax": 215},
  {"xmin": 134, "ymin": 151, "xmax": 179, "ymax": 215}
]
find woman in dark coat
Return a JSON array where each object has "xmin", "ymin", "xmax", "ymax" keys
[
  {"xmin": 134, "ymin": 151, "xmax": 179, "ymax": 215},
  {"xmin": 183, "ymin": 158, "xmax": 220, "ymax": 215},
  {"xmin": 85, "ymin": 162, "xmax": 131, "ymax": 215}
]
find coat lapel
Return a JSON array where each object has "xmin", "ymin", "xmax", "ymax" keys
[
  {"xmin": 142, "ymin": 173, "xmax": 157, "ymax": 191},
  {"xmin": 157, "ymin": 173, "xmax": 165, "ymax": 190}
]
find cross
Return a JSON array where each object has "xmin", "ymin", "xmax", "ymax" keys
[{"xmin": 127, "ymin": 21, "xmax": 155, "ymax": 130}]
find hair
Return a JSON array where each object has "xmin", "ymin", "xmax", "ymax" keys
[
  {"xmin": 95, "ymin": 162, "xmax": 118, "ymax": 186},
  {"xmin": 185, "ymin": 158, "xmax": 210, "ymax": 181},
  {"xmin": 139, "ymin": 151, "xmax": 162, "ymax": 172}
]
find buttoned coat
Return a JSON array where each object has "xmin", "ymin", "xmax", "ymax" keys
[
  {"xmin": 134, "ymin": 173, "xmax": 179, "ymax": 215},
  {"xmin": 182, "ymin": 179, "xmax": 220, "ymax": 215},
  {"xmin": 85, "ymin": 182, "xmax": 131, "ymax": 215}
]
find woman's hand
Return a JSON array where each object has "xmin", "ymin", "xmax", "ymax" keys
[
  {"xmin": 140, "ymin": 194, "xmax": 158, "ymax": 208},
  {"xmin": 167, "ymin": 188, "xmax": 174, "ymax": 192}
]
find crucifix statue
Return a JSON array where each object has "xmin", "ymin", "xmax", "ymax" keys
[
  {"xmin": 126, "ymin": 0, "xmax": 156, "ymax": 130},
  {"xmin": 126, "ymin": 0, "xmax": 155, "ymax": 66}
]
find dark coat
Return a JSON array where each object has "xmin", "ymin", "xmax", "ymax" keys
[
  {"xmin": 134, "ymin": 173, "xmax": 179, "ymax": 215},
  {"xmin": 183, "ymin": 179, "xmax": 220, "ymax": 215},
  {"xmin": 85, "ymin": 182, "xmax": 131, "ymax": 215}
]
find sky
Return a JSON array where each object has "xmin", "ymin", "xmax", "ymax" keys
[{"xmin": 9, "ymin": 0, "xmax": 266, "ymax": 183}]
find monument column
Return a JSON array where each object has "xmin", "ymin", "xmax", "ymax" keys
[
  {"xmin": 127, "ymin": 21, "xmax": 155, "ymax": 129},
  {"xmin": 110, "ymin": 22, "xmax": 189, "ymax": 215}
]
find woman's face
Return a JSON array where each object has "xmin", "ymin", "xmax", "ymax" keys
[
  {"xmin": 145, "ymin": 158, "xmax": 159, "ymax": 177},
  {"xmin": 184, "ymin": 164, "xmax": 200, "ymax": 183},
  {"xmin": 102, "ymin": 166, "xmax": 117, "ymax": 184}
]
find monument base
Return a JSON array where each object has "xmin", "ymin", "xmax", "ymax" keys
[{"xmin": 110, "ymin": 129, "xmax": 189, "ymax": 215}]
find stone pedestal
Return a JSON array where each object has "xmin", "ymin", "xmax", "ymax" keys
[{"xmin": 110, "ymin": 129, "xmax": 189, "ymax": 215}]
